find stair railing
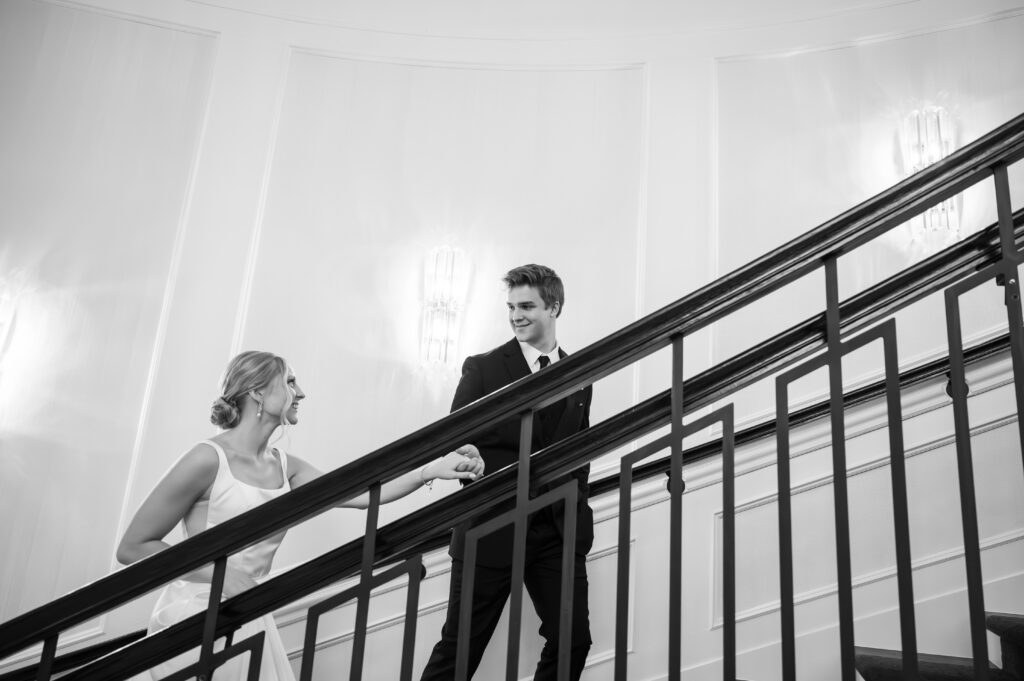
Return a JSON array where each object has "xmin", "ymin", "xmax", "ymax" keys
[
  {"xmin": 1, "ymin": 112, "xmax": 1023, "ymax": 681},
  {"xmin": 1, "ymin": 324, "xmax": 1016, "ymax": 681}
]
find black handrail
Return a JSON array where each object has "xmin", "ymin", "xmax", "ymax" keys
[
  {"xmin": 11, "ymin": 204, "xmax": 1021, "ymax": 681},
  {"xmin": 1, "ymin": 112, "xmax": 1022, "ymax": 667}
]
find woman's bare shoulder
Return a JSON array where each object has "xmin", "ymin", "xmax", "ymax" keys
[{"xmin": 167, "ymin": 442, "xmax": 221, "ymax": 486}]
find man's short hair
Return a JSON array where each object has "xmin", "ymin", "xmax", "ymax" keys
[{"xmin": 503, "ymin": 264, "xmax": 565, "ymax": 317}]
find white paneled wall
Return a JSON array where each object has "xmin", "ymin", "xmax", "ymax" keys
[
  {"xmin": 0, "ymin": 0, "xmax": 217, "ymax": 644},
  {"xmin": 714, "ymin": 12, "xmax": 1024, "ymax": 428},
  {"xmin": 1, "ymin": 0, "xmax": 1023, "ymax": 678},
  {"xmin": 245, "ymin": 51, "xmax": 645, "ymax": 558}
]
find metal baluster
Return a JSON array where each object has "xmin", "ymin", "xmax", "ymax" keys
[
  {"xmin": 298, "ymin": 594, "xmax": 321, "ymax": 681},
  {"xmin": 944, "ymin": 282, "xmax": 990, "ymax": 681},
  {"xmin": 879, "ymin": 320, "xmax": 919, "ymax": 679},
  {"xmin": 350, "ymin": 483, "xmax": 382, "ymax": 681},
  {"xmin": 505, "ymin": 411, "xmax": 535, "ymax": 681},
  {"xmin": 454, "ymin": 530, "xmax": 477, "ymax": 681},
  {"xmin": 669, "ymin": 335, "xmax": 684, "ymax": 681},
  {"xmin": 992, "ymin": 165, "xmax": 1024, "ymax": 467},
  {"xmin": 399, "ymin": 557, "xmax": 425, "ymax": 681},
  {"xmin": 776, "ymin": 376, "xmax": 796, "ymax": 681},
  {"xmin": 556, "ymin": 485, "xmax": 579, "ymax": 681},
  {"xmin": 614, "ymin": 447, "xmax": 635, "ymax": 681},
  {"xmin": 720, "ymin": 405, "xmax": 736, "ymax": 681},
  {"xmin": 197, "ymin": 556, "xmax": 227, "ymax": 681},
  {"xmin": 824, "ymin": 256, "xmax": 856, "ymax": 681},
  {"xmin": 611, "ymin": 432, "xmax": 681, "ymax": 680},
  {"xmin": 34, "ymin": 635, "xmax": 57, "ymax": 681},
  {"xmin": 242, "ymin": 632, "xmax": 265, "ymax": 681}
]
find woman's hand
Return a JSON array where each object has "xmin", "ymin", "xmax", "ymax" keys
[{"xmin": 425, "ymin": 445, "xmax": 484, "ymax": 482}]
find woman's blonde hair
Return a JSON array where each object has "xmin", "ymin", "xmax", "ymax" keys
[{"xmin": 209, "ymin": 350, "xmax": 288, "ymax": 429}]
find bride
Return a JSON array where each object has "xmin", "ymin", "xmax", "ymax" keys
[{"xmin": 117, "ymin": 350, "xmax": 483, "ymax": 680}]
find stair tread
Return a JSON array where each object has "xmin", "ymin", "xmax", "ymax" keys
[
  {"xmin": 855, "ymin": 646, "xmax": 1017, "ymax": 681},
  {"xmin": 987, "ymin": 611, "xmax": 1024, "ymax": 645}
]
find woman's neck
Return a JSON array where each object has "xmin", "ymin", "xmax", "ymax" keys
[{"xmin": 222, "ymin": 418, "xmax": 277, "ymax": 459}]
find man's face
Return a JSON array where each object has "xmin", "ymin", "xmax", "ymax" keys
[{"xmin": 507, "ymin": 285, "xmax": 558, "ymax": 349}]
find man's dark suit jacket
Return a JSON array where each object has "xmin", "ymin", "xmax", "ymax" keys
[{"xmin": 449, "ymin": 337, "xmax": 594, "ymax": 568}]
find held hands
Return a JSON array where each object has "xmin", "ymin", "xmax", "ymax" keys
[{"xmin": 424, "ymin": 445, "xmax": 484, "ymax": 482}]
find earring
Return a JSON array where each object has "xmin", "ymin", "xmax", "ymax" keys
[{"xmin": 256, "ymin": 402, "xmax": 263, "ymax": 419}]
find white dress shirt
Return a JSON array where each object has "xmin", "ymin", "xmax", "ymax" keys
[{"xmin": 518, "ymin": 341, "xmax": 560, "ymax": 374}]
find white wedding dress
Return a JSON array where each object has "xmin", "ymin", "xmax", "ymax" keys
[{"xmin": 146, "ymin": 440, "xmax": 295, "ymax": 680}]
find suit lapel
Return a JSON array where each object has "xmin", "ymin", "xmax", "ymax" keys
[
  {"xmin": 501, "ymin": 337, "xmax": 531, "ymax": 384},
  {"xmin": 502, "ymin": 340, "xmax": 583, "ymax": 443}
]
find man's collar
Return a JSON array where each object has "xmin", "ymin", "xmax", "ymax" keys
[{"xmin": 518, "ymin": 340, "xmax": 559, "ymax": 371}]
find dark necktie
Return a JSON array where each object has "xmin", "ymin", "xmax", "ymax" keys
[{"xmin": 538, "ymin": 355, "xmax": 550, "ymax": 369}]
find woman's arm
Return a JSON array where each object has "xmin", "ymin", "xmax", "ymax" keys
[
  {"xmin": 288, "ymin": 447, "xmax": 484, "ymax": 509},
  {"xmin": 116, "ymin": 444, "xmax": 218, "ymax": 565}
]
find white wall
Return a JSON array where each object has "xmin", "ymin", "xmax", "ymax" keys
[{"xmin": 1, "ymin": 0, "xmax": 1023, "ymax": 678}]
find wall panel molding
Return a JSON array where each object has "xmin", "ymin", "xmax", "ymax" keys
[
  {"xmin": 41, "ymin": 0, "xmax": 219, "ymax": 37},
  {"xmin": 716, "ymin": 5, "xmax": 1024, "ymax": 63},
  {"xmin": 290, "ymin": 44, "xmax": 647, "ymax": 71},
  {"xmin": 629, "ymin": 61, "xmax": 652, "ymax": 410}
]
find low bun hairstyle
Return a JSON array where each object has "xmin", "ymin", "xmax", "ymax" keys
[
  {"xmin": 210, "ymin": 395, "xmax": 243, "ymax": 429},
  {"xmin": 210, "ymin": 350, "xmax": 289, "ymax": 429}
]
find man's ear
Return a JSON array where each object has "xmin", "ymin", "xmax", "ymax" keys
[{"xmin": 550, "ymin": 301, "xmax": 561, "ymax": 317}]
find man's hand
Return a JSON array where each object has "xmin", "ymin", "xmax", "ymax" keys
[
  {"xmin": 426, "ymin": 446, "xmax": 484, "ymax": 482},
  {"xmin": 453, "ymin": 444, "xmax": 483, "ymax": 478}
]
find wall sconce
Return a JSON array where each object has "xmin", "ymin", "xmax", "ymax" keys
[
  {"xmin": 421, "ymin": 246, "xmax": 469, "ymax": 364},
  {"xmin": 899, "ymin": 105, "xmax": 961, "ymax": 251}
]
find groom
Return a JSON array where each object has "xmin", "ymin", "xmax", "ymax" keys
[{"xmin": 420, "ymin": 263, "xmax": 594, "ymax": 681}]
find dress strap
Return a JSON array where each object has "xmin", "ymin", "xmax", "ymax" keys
[{"xmin": 200, "ymin": 439, "xmax": 230, "ymax": 473}]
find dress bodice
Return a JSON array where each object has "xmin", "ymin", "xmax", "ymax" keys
[{"xmin": 182, "ymin": 440, "xmax": 291, "ymax": 580}]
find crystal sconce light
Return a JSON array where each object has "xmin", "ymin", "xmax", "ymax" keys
[
  {"xmin": 421, "ymin": 246, "xmax": 469, "ymax": 364},
  {"xmin": 899, "ymin": 106, "xmax": 960, "ymax": 251}
]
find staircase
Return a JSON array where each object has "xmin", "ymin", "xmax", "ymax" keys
[
  {"xmin": 1, "ymin": 114, "xmax": 1024, "ymax": 680},
  {"xmin": 856, "ymin": 611, "xmax": 1024, "ymax": 680}
]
